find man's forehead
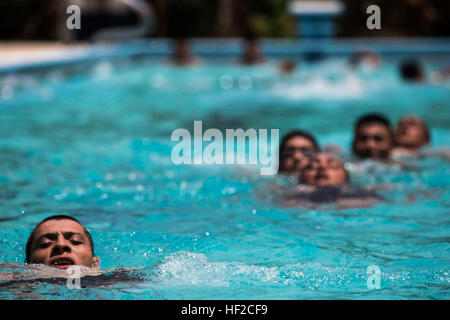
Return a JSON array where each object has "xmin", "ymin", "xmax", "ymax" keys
[
  {"xmin": 288, "ymin": 136, "xmax": 311, "ymax": 144},
  {"xmin": 285, "ymin": 138, "xmax": 313, "ymax": 149},
  {"xmin": 316, "ymin": 154, "xmax": 337, "ymax": 161},
  {"xmin": 34, "ymin": 219, "xmax": 86, "ymax": 235},
  {"xmin": 359, "ymin": 123, "xmax": 390, "ymax": 133},
  {"xmin": 401, "ymin": 115, "xmax": 422, "ymax": 122},
  {"xmin": 400, "ymin": 118, "xmax": 423, "ymax": 127}
]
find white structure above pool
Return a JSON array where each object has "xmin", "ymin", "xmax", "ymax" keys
[{"xmin": 288, "ymin": 0, "xmax": 345, "ymax": 38}]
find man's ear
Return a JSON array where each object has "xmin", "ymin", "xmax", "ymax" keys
[{"xmin": 92, "ymin": 256, "xmax": 100, "ymax": 268}]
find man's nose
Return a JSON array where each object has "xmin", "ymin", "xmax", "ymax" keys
[
  {"xmin": 316, "ymin": 162, "xmax": 326, "ymax": 171},
  {"xmin": 293, "ymin": 150, "xmax": 304, "ymax": 159},
  {"xmin": 366, "ymin": 139, "xmax": 377, "ymax": 148},
  {"xmin": 292, "ymin": 156, "xmax": 302, "ymax": 167},
  {"xmin": 51, "ymin": 237, "xmax": 71, "ymax": 256}
]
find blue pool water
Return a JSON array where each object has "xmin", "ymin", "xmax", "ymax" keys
[{"xmin": 0, "ymin": 53, "xmax": 449, "ymax": 299}]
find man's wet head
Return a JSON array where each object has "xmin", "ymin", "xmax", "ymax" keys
[
  {"xmin": 241, "ymin": 36, "xmax": 265, "ymax": 65},
  {"xmin": 26, "ymin": 215, "xmax": 99, "ymax": 269},
  {"xmin": 279, "ymin": 130, "xmax": 319, "ymax": 174},
  {"xmin": 171, "ymin": 38, "xmax": 196, "ymax": 65},
  {"xmin": 301, "ymin": 153, "xmax": 349, "ymax": 187},
  {"xmin": 399, "ymin": 60, "xmax": 425, "ymax": 83},
  {"xmin": 394, "ymin": 115, "xmax": 430, "ymax": 150},
  {"xmin": 352, "ymin": 113, "xmax": 393, "ymax": 161}
]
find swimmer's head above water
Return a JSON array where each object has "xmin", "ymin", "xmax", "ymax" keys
[
  {"xmin": 279, "ymin": 59, "xmax": 297, "ymax": 75},
  {"xmin": 352, "ymin": 113, "xmax": 393, "ymax": 161},
  {"xmin": 300, "ymin": 153, "xmax": 349, "ymax": 187},
  {"xmin": 399, "ymin": 60, "xmax": 425, "ymax": 83},
  {"xmin": 348, "ymin": 50, "xmax": 381, "ymax": 69},
  {"xmin": 240, "ymin": 36, "xmax": 265, "ymax": 65},
  {"xmin": 394, "ymin": 115, "xmax": 430, "ymax": 151},
  {"xmin": 25, "ymin": 215, "xmax": 100, "ymax": 269},
  {"xmin": 278, "ymin": 130, "xmax": 319, "ymax": 174},
  {"xmin": 170, "ymin": 38, "xmax": 197, "ymax": 66}
]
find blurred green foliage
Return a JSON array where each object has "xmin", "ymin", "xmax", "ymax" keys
[
  {"xmin": 0, "ymin": 0, "xmax": 448, "ymax": 40},
  {"xmin": 239, "ymin": 0, "xmax": 295, "ymax": 38},
  {"xmin": 165, "ymin": 0, "xmax": 218, "ymax": 38},
  {"xmin": 162, "ymin": 0, "xmax": 293, "ymax": 38},
  {"xmin": 0, "ymin": 0, "xmax": 59, "ymax": 40},
  {"xmin": 338, "ymin": 0, "xmax": 450, "ymax": 37}
]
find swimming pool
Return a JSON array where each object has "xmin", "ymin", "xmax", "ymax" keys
[{"xmin": 0, "ymin": 48, "xmax": 449, "ymax": 299}]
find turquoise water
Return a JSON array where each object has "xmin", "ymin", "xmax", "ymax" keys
[{"xmin": 0, "ymin": 55, "xmax": 449, "ymax": 299}]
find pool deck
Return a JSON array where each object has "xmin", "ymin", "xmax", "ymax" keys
[
  {"xmin": 0, "ymin": 38, "xmax": 449, "ymax": 74},
  {"xmin": 0, "ymin": 42, "xmax": 89, "ymax": 69}
]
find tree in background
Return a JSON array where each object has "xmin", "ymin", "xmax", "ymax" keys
[
  {"xmin": 154, "ymin": 0, "xmax": 294, "ymax": 38},
  {"xmin": 162, "ymin": 0, "xmax": 217, "ymax": 38},
  {"xmin": 338, "ymin": 0, "xmax": 450, "ymax": 37},
  {"xmin": 0, "ymin": 0, "xmax": 60, "ymax": 40},
  {"xmin": 237, "ymin": 0, "xmax": 294, "ymax": 38},
  {"xmin": 0, "ymin": 0, "xmax": 448, "ymax": 40}
]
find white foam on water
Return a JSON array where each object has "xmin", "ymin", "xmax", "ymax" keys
[
  {"xmin": 150, "ymin": 251, "xmax": 450, "ymax": 296},
  {"xmin": 153, "ymin": 251, "xmax": 365, "ymax": 290},
  {"xmin": 271, "ymin": 74, "xmax": 364, "ymax": 100}
]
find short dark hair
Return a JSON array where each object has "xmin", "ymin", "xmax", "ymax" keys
[
  {"xmin": 280, "ymin": 130, "xmax": 320, "ymax": 152},
  {"xmin": 354, "ymin": 113, "xmax": 391, "ymax": 131},
  {"xmin": 279, "ymin": 130, "xmax": 320, "ymax": 172},
  {"xmin": 352, "ymin": 113, "xmax": 393, "ymax": 157},
  {"xmin": 25, "ymin": 215, "xmax": 94, "ymax": 264},
  {"xmin": 399, "ymin": 60, "xmax": 424, "ymax": 82}
]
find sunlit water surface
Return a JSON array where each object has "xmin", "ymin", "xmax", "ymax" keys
[{"xmin": 0, "ymin": 55, "xmax": 449, "ymax": 299}]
